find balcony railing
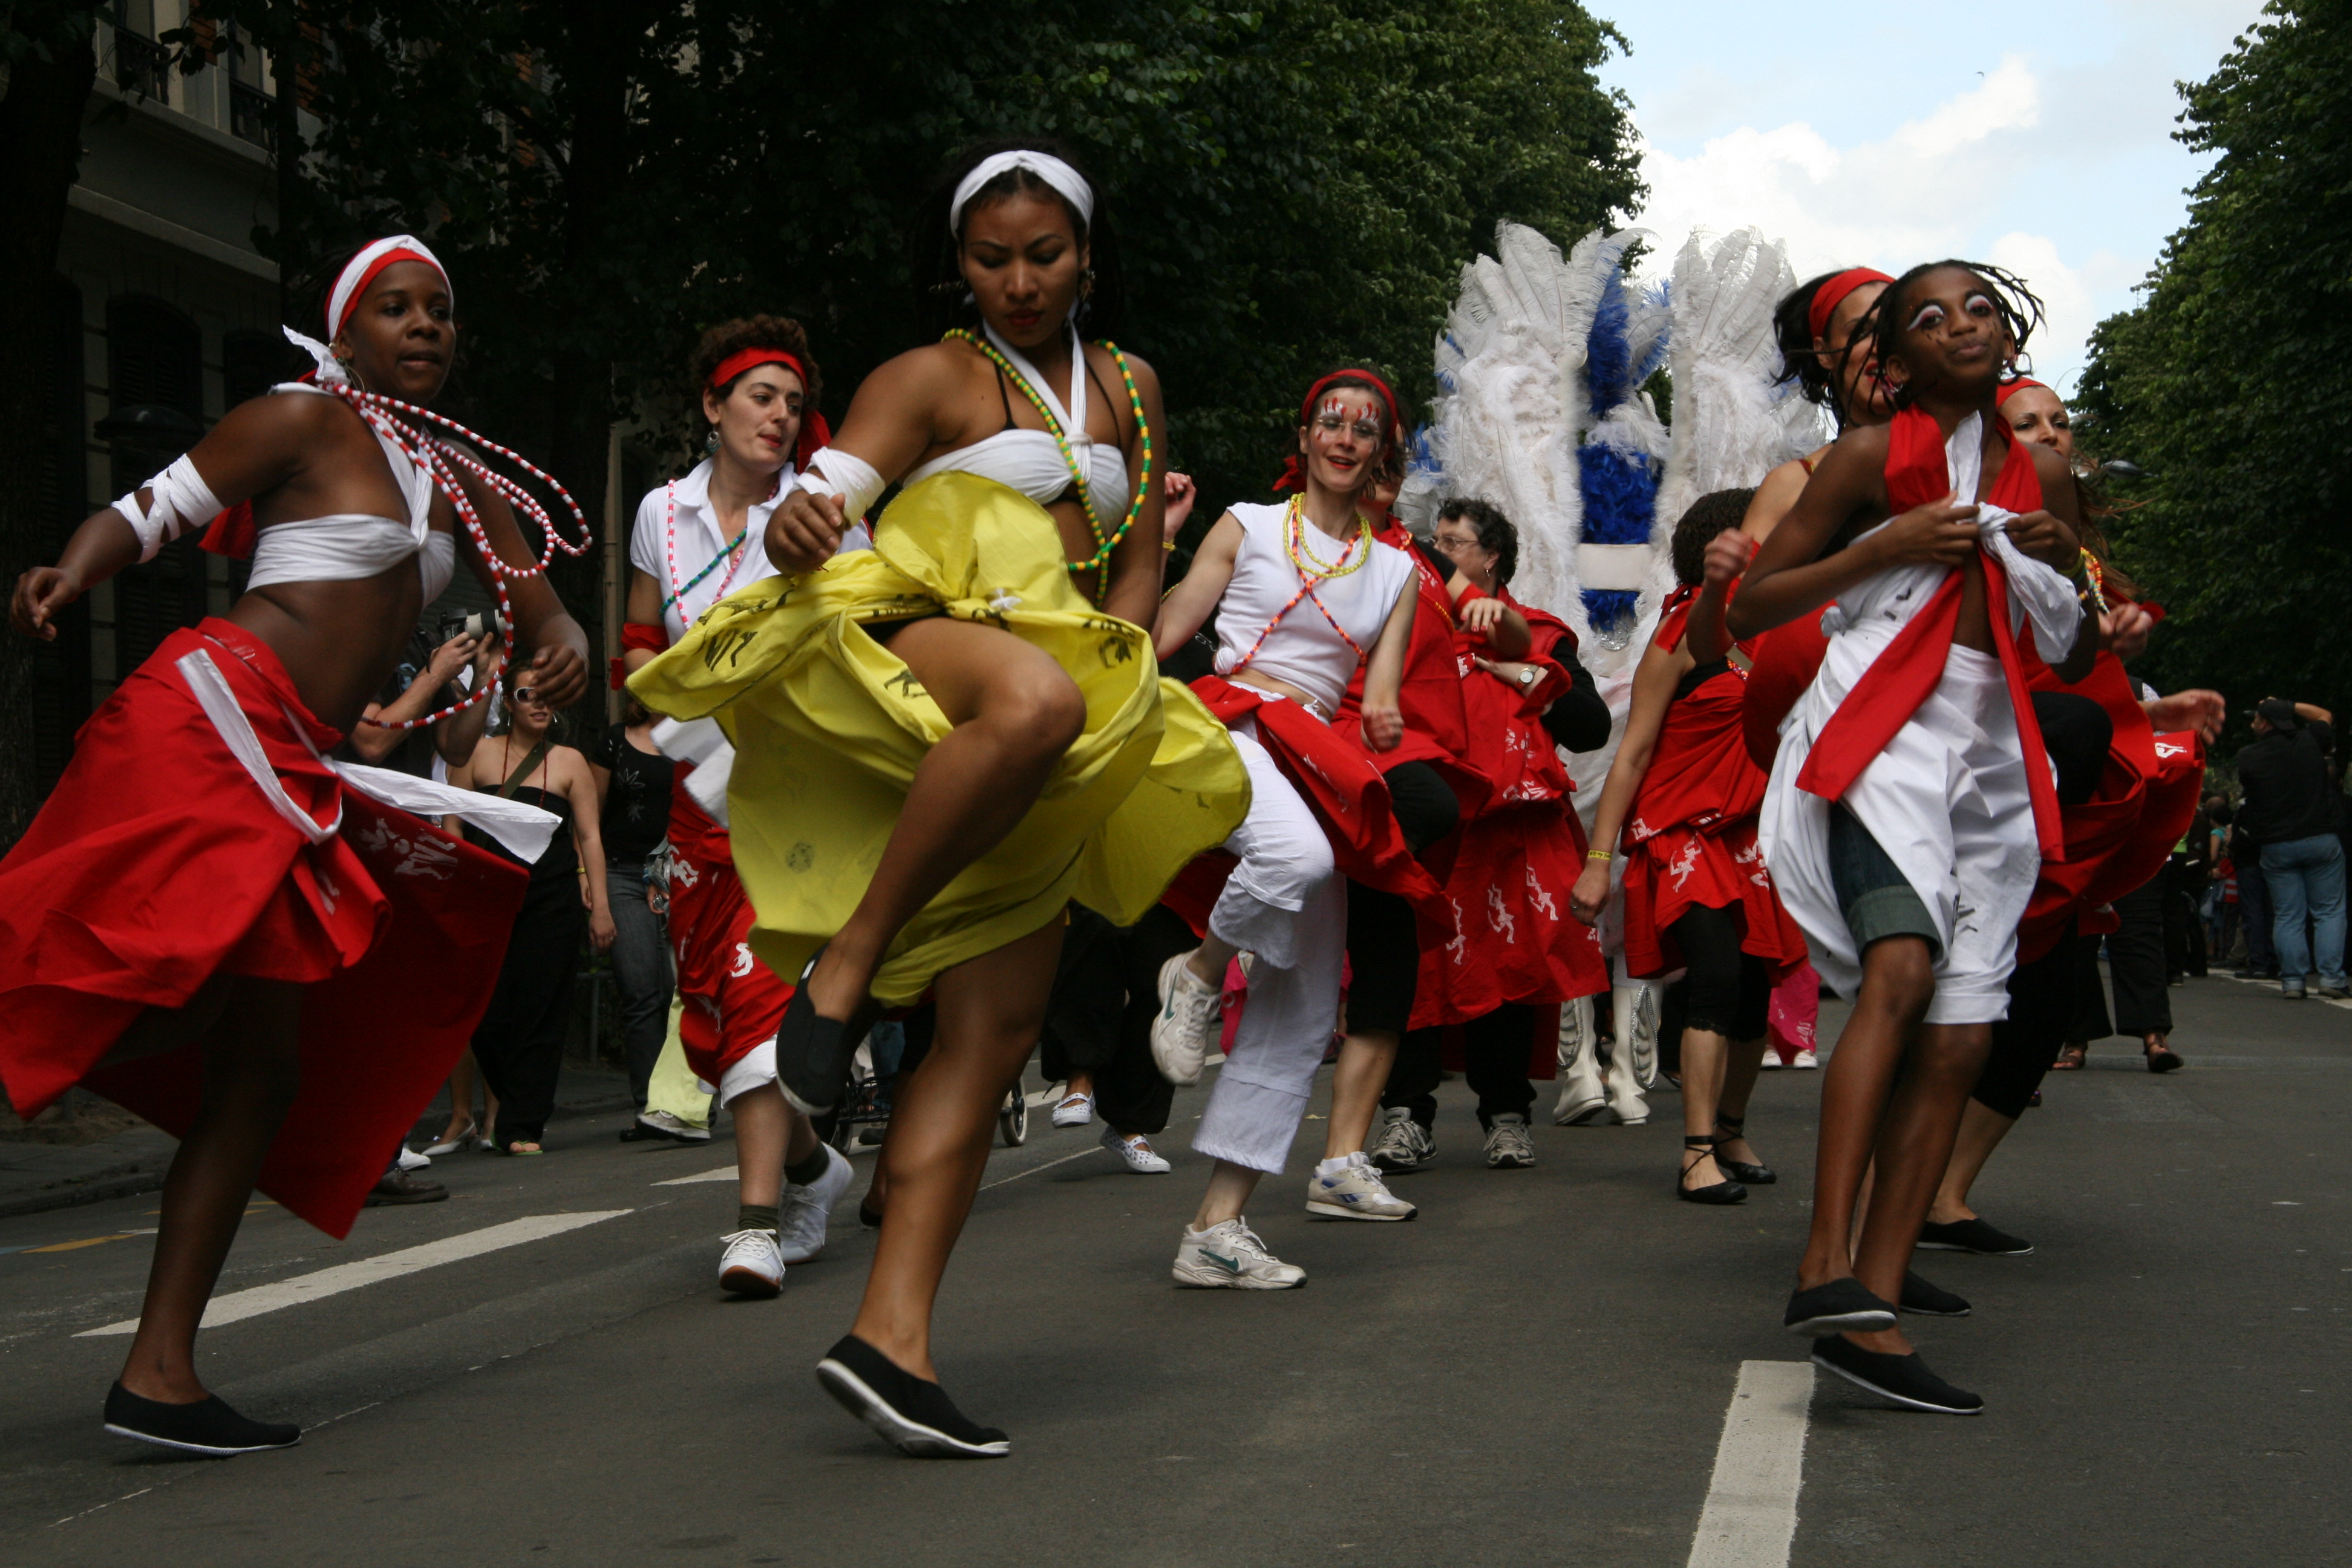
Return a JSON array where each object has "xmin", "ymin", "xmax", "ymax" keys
[
  {"xmin": 229, "ymin": 80, "xmax": 274, "ymax": 149},
  {"xmin": 113, "ymin": 30, "xmax": 171, "ymax": 102}
]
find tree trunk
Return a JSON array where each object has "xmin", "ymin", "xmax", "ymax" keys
[{"xmin": 0, "ymin": 7, "xmax": 103, "ymax": 849}]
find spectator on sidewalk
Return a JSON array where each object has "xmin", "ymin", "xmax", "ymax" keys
[
  {"xmin": 2236, "ymin": 699, "xmax": 2347, "ymax": 1000},
  {"xmin": 590, "ymin": 694, "xmax": 678, "ymax": 1117}
]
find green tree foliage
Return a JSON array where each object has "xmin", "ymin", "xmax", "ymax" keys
[
  {"xmin": 2074, "ymin": 1, "xmax": 2352, "ymax": 730},
  {"xmin": 231, "ymin": 0, "xmax": 1640, "ymax": 538}
]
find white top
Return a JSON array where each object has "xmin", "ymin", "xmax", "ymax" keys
[
  {"xmin": 904, "ymin": 322, "xmax": 1129, "ymax": 511},
  {"xmin": 241, "ymin": 383, "xmax": 452, "ymax": 598},
  {"xmin": 629, "ymin": 457, "xmax": 871, "ymax": 642},
  {"xmin": 1212, "ymin": 501, "xmax": 1414, "ymax": 716}
]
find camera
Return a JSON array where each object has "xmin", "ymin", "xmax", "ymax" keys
[{"xmin": 436, "ymin": 609, "xmax": 508, "ymax": 645}]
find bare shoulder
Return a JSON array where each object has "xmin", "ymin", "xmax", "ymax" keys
[{"xmin": 1087, "ymin": 339, "xmax": 1156, "ymax": 392}]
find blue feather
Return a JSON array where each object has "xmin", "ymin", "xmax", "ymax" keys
[
  {"xmin": 1577, "ymin": 440, "xmax": 1658, "ymax": 632},
  {"xmin": 1586, "ymin": 285, "xmax": 1632, "ymax": 420}
]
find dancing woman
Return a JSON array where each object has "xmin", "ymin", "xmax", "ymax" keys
[
  {"xmin": 1728, "ymin": 261, "xmax": 2094, "ymax": 1414},
  {"xmin": 0, "ymin": 236, "xmax": 590, "ymax": 1454},
  {"xmin": 630, "ymin": 143, "xmax": 1247, "ymax": 1457},
  {"xmin": 1148, "ymin": 370, "xmax": 1435, "ymax": 1275},
  {"xmin": 617, "ymin": 317, "xmax": 858, "ymax": 1298}
]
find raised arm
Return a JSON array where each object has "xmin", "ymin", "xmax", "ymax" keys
[
  {"xmin": 1568, "ymin": 638, "xmax": 1688, "ymax": 925},
  {"xmin": 1153, "ymin": 512, "xmax": 1242, "ymax": 659}
]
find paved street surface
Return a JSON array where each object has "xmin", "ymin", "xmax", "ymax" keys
[{"xmin": 2, "ymin": 975, "xmax": 2344, "ymax": 1567}]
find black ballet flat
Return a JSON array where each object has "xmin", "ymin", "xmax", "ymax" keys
[
  {"xmin": 1711, "ymin": 1114, "xmax": 1775, "ymax": 1184},
  {"xmin": 1899, "ymin": 1270, "xmax": 1972, "ymax": 1317},
  {"xmin": 774, "ymin": 946, "xmax": 869, "ymax": 1117},
  {"xmin": 1676, "ymin": 1138, "xmax": 1747, "ymax": 1205},
  {"xmin": 816, "ymin": 1335, "xmax": 1008, "ymax": 1459},
  {"xmin": 103, "ymin": 1383, "xmax": 301, "ymax": 1457},
  {"xmin": 1811, "ymin": 1335, "xmax": 1984, "ymax": 1414},
  {"xmin": 1783, "ymin": 1278, "xmax": 1898, "ymax": 1336}
]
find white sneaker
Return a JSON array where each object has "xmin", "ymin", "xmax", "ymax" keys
[
  {"xmin": 1100, "ymin": 1127, "xmax": 1172, "ymax": 1173},
  {"xmin": 777, "ymin": 1142, "xmax": 855, "ymax": 1264},
  {"xmin": 1051, "ymin": 1091, "xmax": 1095, "ymax": 1129},
  {"xmin": 1149, "ymin": 952, "xmax": 1224, "ymax": 1086},
  {"xmin": 638, "ymin": 1109, "xmax": 713, "ymax": 1143},
  {"xmin": 1305, "ymin": 1155, "xmax": 1417, "ymax": 1221},
  {"xmin": 1172, "ymin": 1217, "xmax": 1306, "ymax": 1289},
  {"xmin": 1792, "ymin": 1049, "xmax": 1819, "ymax": 1070},
  {"xmin": 1483, "ymin": 1113, "xmax": 1537, "ymax": 1169},
  {"xmin": 1369, "ymin": 1105, "xmax": 1432, "ymax": 1173},
  {"xmin": 1759, "ymin": 1052, "xmax": 1785, "ymax": 1070},
  {"xmin": 396, "ymin": 1144, "xmax": 432, "ymax": 1172},
  {"xmin": 717, "ymin": 1229, "xmax": 783, "ymax": 1297}
]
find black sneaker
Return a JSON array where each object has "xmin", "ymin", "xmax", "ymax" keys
[
  {"xmin": 1900, "ymin": 1270, "xmax": 1971, "ymax": 1316},
  {"xmin": 103, "ymin": 1383, "xmax": 301, "ymax": 1456},
  {"xmin": 364, "ymin": 1168, "xmax": 448, "ymax": 1206},
  {"xmin": 774, "ymin": 947, "xmax": 871, "ymax": 1117},
  {"xmin": 1916, "ymin": 1217, "xmax": 2033, "ymax": 1256},
  {"xmin": 815, "ymin": 1335, "xmax": 1008, "ymax": 1459},
  {"xmin": 1783, "ymin": 1278, "xmax": 1897, "ymax": 1336},
  {"xmin": 1811, "ymin": 1336, "xmax": 1984, "ymax": 1414}
]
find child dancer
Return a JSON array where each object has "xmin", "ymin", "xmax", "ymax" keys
[{"xmin": 1727, "ymin": 261, "xmax": 2094, "ymax": 1414}]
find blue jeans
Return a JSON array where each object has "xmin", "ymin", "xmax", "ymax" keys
[
  {"xmin": 2260, "ymin": 834, "xmax": 2348, "ymax": 990},
  {"xmin": 605, "ymin": 859, "xmax": 676, "ymax": 1108}
]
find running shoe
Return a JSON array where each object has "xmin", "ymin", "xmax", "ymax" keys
[
  {"xmin": 1915, "ymin": 1217, "xmax": 2034, "ymax": 1256},
  {"xmin": 1149, "ymin": 952, "xmax": 1224, "ymax": 1086},
  {"xmin": 395, "ymin": 1144, "xmax": 432, "ymax": 1172},
  {"xmin": 1050, "ymin": 1091, "xmax": 1095, "ymax": 1128},
  {"xmin": 1369, "ymin": 1105, "xmax": 1431, "ymax": 1173},
  {"xmin": 1811, "ymin": 1335, "xmax": 1984, "ymax": 1414},
  {"xmin": 104, "ymin": 1383, "xmax": 300, "ymax": 1457},
  {"xmin": 1759, "ymin": 1052, "xmax": 1784, "ymax": 1070},
  {"xmin": 1100, "ymin": 1127, "xmax": 1172, "ymax": 1173},
  {"xmin": 1792, "ymin": 1049, "xmax": 1819, "ymax": 1070},
  {"xmin": 1483, "ymin": 1113, "xmax": 1537, "ymax": 1169},
  {"xmin": 632, "ymin": 1109, "xmax": 712, "ymax": 1144},
  {"xmin": 1172, "ymin": 1217, "xmax": 1307, "ymax": 1289},
  {"xmin": 1305, "ymin": 1155, "xmax": 1417, "ymax": 1221},
  {"xmin": 778, "ymin": 1143, "xmax": 855, "ymax": 1264},
  {"xmin": 817, "ymin": 1334, "xmax": 1009, "ymax": 1458},
  {"xmin": 717, "ymin": 1229, "xmax": 784, "ymax": 1298}
]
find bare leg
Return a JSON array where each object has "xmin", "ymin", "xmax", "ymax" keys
[
  {"xmin": 438, "ymin": 1051, "xmax": 480, "ymax": 1142},
  {"xmin": 1063, "ymin": 1069, "xmax": 1096, "ymax": 1102},
  {"xmin": 1798, "ymin": 938, "xmax": 1936, "ymax": 1290},
  {"xmin": 1324, "ymin": 1029, "xmax": 1397, "ymax": 1159},
  {"xmin": 1713, "ymin": 1034, "xmax": 1771, "ymax": 1166},
  {"xmin": 1186, "ymin": 933, "xmax": 1240, "ymax": 989},
  {"xmin": 1844, "ymin": 1022, "xmax": 1993, "ymax": 1354},
  {"xmin": 848, "ymin": 918, "xmax": 1062, "ymax": 1382},
  {"xmin": 803, "ymin": 620, "xmax": 1086, "ymax": 1021},
  {"xmin": 1191, "ymin": 1160, "xmax": 1265, "ymax": 1231},
  {"xmin": 1679, "ymin": 1025, "xmax": 1731, "ymax": 1188},
  {"xmin": 733, "ymin": 1084, "xmax": 788, "ymax": 1208},
  {"xmin": 1929, "ymin": 1097, "xmax": 2017, "ymax": 1224},
  {"xmin": 118, "ymin": 978, "xmax": 304, "ymax": 1403}
]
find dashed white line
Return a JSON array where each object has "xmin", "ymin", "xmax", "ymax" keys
[
  {"xmin": 653, "ymin": 1165, "xmax": 739, "ymax": 1186},
  {"xmin": 77, "ymin": 1211, "xmax": 633, "ymax": 1337},
  {"xmin": 1687, "ymin": 1360, "xmax": 1815, "ymax": 1568}
]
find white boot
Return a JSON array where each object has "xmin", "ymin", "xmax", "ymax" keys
[
  {"xmin": 1553, "ymin": 995, "xmax": 1609, "ymax": 1125},
  {"xmin": 1606, "ymin": 982, "xmax": 1654, "ymax": 1126}
]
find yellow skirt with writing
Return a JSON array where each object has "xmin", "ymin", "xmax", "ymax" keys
[{"xmin": 629, "ymin": 472, "xmax": 1251, "ymax": 1007}]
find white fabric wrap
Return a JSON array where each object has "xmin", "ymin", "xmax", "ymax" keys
[
  {"xmin": 114, "ymin": 456, "xmax": 223, "ymax": 563},
  {"xmin": 949, "ymin": 151, "xmax": 1095, "ymax": 230},
  {"xmin": 650, "ymin": 716, "xmax": 733, "ymax": 828},
  {"xmin": 794, "ymin": 446, "xmax": 885, "ymax": 522}
]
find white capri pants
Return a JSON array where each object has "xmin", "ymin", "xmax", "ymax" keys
[{"xmin": 1192, "ymin": 722, "xmax": 1347, "ymax": 1175}]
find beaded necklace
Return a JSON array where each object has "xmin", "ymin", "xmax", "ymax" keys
[
  {"xmin": 661, "ymin": 463, "xmax": 780, "ymax": 618},
  {"xmin": 1227, "ymin": 495, "xmax": 1377, "ymax": 675},
  {"xmin": 330, "ymin": 381, "xmax": 593, "ymax": 729},
  {"xmin": 2077, "ymin": 547, "xmax": 2111, "ymax": 616},
  {"xmin": 942, "ymin": 323, "xmax": 1152, "ymax": 600}
]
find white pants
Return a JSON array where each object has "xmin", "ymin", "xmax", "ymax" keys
[{"xmin": 1193, "ymin": 723, "xmax": 1345, "ymax": 1174}]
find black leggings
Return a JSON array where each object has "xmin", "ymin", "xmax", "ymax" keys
[
  {"xmin": 1668, "ymin": 903, "xmax": 1770, "ymax": 1040},
  {"xmin": 1384, "ymin": 1002, "xmax": 1540, "ymax": 1129},
  {"xmin": 1344, "ymin": 762, "xmax": 1459, "ymax": 1036},
  {"xmin": 469, "ymin": 881, "xmax": 583, "ymax": 1146},
  {"xmin": 1037, "ymin": 904, "xmax": 1193, "ymax": 1135}
]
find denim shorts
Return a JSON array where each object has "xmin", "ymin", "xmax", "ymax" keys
[{"xmin": 1828, "ymin": 806, "xmax": 1942, "ymax": 960}]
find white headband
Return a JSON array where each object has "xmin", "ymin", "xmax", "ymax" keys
[
  {"xmin": 327, "ymin": 234, "xmax": 451, "ymax": 338},
  {"xmin": 948, "ymin": 151, "xmax": 1095, "ymax": 232}
]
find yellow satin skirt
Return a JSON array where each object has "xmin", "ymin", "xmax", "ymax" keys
[{"xmin": 628, "ymin": 472, "xmax": 1250, "ymax": 1007}]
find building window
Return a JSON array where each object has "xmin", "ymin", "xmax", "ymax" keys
[
  {"xmin": 110, "ymin": 1, "xmax": 172, "ymax": 103},
  {"xmin": 224, "ymin": 24, "xmax": 274, "ymax": 148}
]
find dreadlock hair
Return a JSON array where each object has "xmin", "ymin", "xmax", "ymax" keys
[
  {"xmin": 688, "ymin": 315, "xmax": 822, "ymax": 408},
  {"xmin": 1866, "ymin": 260, "xmax": 2047, "ymax": 413},
  {"xmin": 1437, "ymin": 497, "xmax": 1517, "ymax": 585},
  {"xmin": 1670, "ymin": 487, "xmax": 1756, "ymax": 586},
  {"xmin": 911, "ymin": 138, "xmax": 1124, "ymax": 340}
]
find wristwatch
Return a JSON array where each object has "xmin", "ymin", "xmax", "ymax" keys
[{"xmin": 1517, "ymin": 665, "xmax": 1538, "ymax": 687}]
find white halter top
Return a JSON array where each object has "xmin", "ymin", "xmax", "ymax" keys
[
  {"xmin": 903, "ymin": 323, "xmax": 1128, "ymax": 508},
  {"xmin": 244, "ymin": 383, "xmax": 454, "ymax": 600}
]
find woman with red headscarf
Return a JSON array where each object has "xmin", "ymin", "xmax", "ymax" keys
[{"xmin": 2, "ymin": 236, "xmax": 592, "ymax": 1454}]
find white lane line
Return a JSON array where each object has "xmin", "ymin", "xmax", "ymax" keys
[
  {"xmin": 978, "ymin": 1145, "xmax": 1100, "ymax": 1192},
  {"xmin": 1686, "ymin": 1360, "xmax": 1815, "ymax": 1568},
  {"xmin": 2219, "ymin": 972, "xmax": 2352, "ymax": 1010},
  {"xmin": 654, "ymin": 1165, "xmax": 740, "ymax": 1186},
  {"xmin": 77, "ymin": 1211, "xmax": 632, "ymax": 1338}
]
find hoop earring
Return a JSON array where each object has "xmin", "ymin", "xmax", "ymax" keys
[{"xmin": 705, "ymin": 427, "xmax": 720, "ymax": 455}]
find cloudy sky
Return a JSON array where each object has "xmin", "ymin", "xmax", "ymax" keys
[{"xmin": 1598, "ymin": 0, "xmax": 2270, "ymax": 394}]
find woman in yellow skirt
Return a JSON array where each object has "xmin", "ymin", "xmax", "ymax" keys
[{"xmin": 631, "ymin": 140, "xmax": 1247, "ymax": 1457}]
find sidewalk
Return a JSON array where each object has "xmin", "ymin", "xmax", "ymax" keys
[{"xmin": 0, "ymin": 1060, "xmax": 639, "ymax": 1223}]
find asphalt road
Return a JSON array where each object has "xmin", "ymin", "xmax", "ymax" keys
[{"xmin": 1, "ymin": 973, "xmax": 2344, "ymax": 1567}]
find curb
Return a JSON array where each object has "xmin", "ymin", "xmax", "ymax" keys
[{"xmin": 0, "ymin": 1160, "xmax": 171, "ymax": 1222}]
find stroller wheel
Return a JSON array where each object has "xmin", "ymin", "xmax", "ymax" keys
[{"xmin": 998, "ymin": 1088, "xmax": 1028, "ymax": 1148}]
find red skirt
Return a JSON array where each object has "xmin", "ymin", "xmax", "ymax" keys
[
  {"xmin": 0, "ymin": 619, "xmax": 525, "ymax": 1237},
  {"xmin": 1621, "ymin": 817, "xmax": 1809, "ymax": 981},
  {"xmin": 664, "ymin": 794, "xmax": 795, "ymax": 1087}
]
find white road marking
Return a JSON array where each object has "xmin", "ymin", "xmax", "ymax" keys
[
  {"xmin": 654, "ymin": 1165, "xmax": 739, "ymax": 1186},
  {"xmin": 1686, "ymin": 1360, "xmax": 1815, "ymax": 1568},
  {"xmin": 979, "ymin": 1145, "xmax": 1101, "ymax": 1192},
  {"xmin": 2218, "ymin": 972, "xmax": 2352, "ymax": 1010},
  {"xmin": 77, "ymin": 1211, "xmax": 632, "ymax": 1338}
]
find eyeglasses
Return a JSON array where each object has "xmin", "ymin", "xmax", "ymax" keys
[
  {"xmin": 1313, "ymin": 412, "xmax": 1388, "ymax": 444},
  {"xmin": 513, "ymin": 688, "xmax": 538, "ymax": 704}
]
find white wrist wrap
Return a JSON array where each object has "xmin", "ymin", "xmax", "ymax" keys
[
  {"xmin": 113, "ymin": 456, "xmax": 224, "ymax": 562},
  {"xmin": 795, "ymin": 448, "xmax": 885, "ymax": 522}
]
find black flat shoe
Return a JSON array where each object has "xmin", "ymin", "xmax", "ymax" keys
[
  {"xmin": 774, "ymin": 946, "xmax": 868, "ymax": 1117},
  {"xmin": 103, "ymin": 1383, "xmax": 301, "ymax": 1456},
  {"xmin": 1900, "ymin": 1270, "xmax": 1971, "ymax": 1316},
  {"xmin": 816, "ymin": 1335, "xmax": 1008, "ymax": 1459},
  {"xmin": 1676, "ymin": 1138, "xmax": 1746, "ymax": 1205},
  {"xmin": 1711, "ymin": 1114, "xmax": 1775, "ymax": 1184},
  {"xmin": 1916, "ymin": 1217, "xmax": 2033, "ymax": 1256},
  {"xmin": 1784, "ymin": 1278, "xmax": 1897, "ymax": 1336},
  {"xmin": 1811, "ymin": 1335, "xmax": 1984, "ymax": 1414}
]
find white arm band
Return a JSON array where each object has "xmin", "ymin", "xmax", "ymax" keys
[
  {"xmin": 794, "ymin": 447, "xmax": 886, "ymax": 522},
  {"xmin": 112, "ymin": 456, "xmax": 225, "ymax": 563}
]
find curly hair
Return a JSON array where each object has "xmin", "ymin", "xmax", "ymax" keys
[
  {"xmin": 910, "ymin": 138, "xmax": 1123, "ymax": 339},
  {"xmin": 688, "ymin": 315, "xmax": 822, "ymax": 409},
  {"xmin": 1670, "ymin": 487, "xmax": 1756, "ymax": 586},
  {"xmin": 1437, "ymin": 497, "xmax": 1518, "ymax": 585},
  {"xmin": 1865, "ymin": 261, "xmax": 2046, "ymax": 411}
]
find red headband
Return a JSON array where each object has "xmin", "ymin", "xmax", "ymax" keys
[
  {"xmin": 1806, "ymin": 267, "xmax": 1893, "ymax": 342},
  {"xmin": 1996, "ymin": 376, "xmax": 2050, "ymax": 407},
  {"xmin": 707, "ymin": 348, "xmax": 830, "ymax": 469},
  {"xmin": 335, "ymin": 247, "xmax": 446, "ymax": 335},
  {"xmin": 1276, "ymin": 370, "xmax": 1401, "ymax": 494}
]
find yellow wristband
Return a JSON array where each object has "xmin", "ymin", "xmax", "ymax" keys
[{"xmin": 1586, "ymin": 849, "xmax": 1613, "ymax": 862}]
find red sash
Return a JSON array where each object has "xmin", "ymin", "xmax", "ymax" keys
[
  {"xmin": 1792, "ymin": 406, "xmax": 2065, "ymax": 860},
  {"xmin": 1335, "ymin": 522, "xmax": 1492, "ymax": 821}
]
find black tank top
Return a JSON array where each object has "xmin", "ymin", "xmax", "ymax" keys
[{"xmin": 465, "ymin": 746, "xmax": 578, "ymax": 886}]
